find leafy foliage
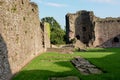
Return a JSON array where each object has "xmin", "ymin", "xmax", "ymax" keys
[{"xmin": 41, "ymin": 17, "xmax": 66, "ymax": 44}]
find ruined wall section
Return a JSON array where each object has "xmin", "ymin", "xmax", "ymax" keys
[
  {"xmin": 94, "ymin": 18, "xmax": 120, "ymax": 47},
  {"xmin": 0, "ymin": 0, "xmax": 44, "ymax": 79},
  {"xmin": 43, "ymin": 22, "xmax": 50, "ymax": 48},
  {"xmin": 74, "ymin": 11, "xmax": 95, "ymax": 45},
  {"xmin": 40, "ymin": 22, "xmax": 50, "ymax": 49},
  {"xmin": 66, "ymin": 11, "xmax": 95, "ymax": 48},
  {"xmin": 66, "ymin": 13, "xmax": 77, "ymax": 43},
  {"xmin": 66, "ymin": 10, "xmax": 120, "ymax": 48}
]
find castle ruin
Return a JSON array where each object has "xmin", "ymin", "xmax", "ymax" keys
[
  {"xmin": 0, "ymin": 0, "xmax": 50, "ymax": 79},
  {"xmin": 66, "ymin": 10, "xmax": 120, "ymax": 48}
]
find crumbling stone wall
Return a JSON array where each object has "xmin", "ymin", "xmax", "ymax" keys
[
  {"xmin": 66, "ymin": 13, "xmax": 77, "ymax": 43},
  {"xmin": 0, "ymin": 0, "xmax": 46, "ymax": 79},
  {"xmin": 66, "ymin": 10, "xmax": 120, "ymax": 48},
  {"xmin": 41, "ymin": 22, "xmax": 51, "ymax": 49},
  {"xmin": 66, "ymin": 11, "xmax": 95, "ymax": 48},
  {"xmin": 94, "ymin": 18, "xmax": 120, "ymax": 47}
]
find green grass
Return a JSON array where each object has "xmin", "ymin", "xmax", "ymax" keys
[{"xmin": 12, "ymin": 48, "xmax": 120, "ymax": 80}]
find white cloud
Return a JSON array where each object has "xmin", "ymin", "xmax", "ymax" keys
[{"xmin": 45, "ymin": 2, "xmax": 68, "ymax": 7}]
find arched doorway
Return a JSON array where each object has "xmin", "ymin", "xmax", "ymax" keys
[{"xmin": 113, "ymin": 37, "xmax": 119, "ymax": 43}]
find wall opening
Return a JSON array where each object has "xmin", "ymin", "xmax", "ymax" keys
[
  {"xmin": 113, "ymin": 37, "xmax": 119, "ymax": 43},
  {"xmin": 32, "ymin": 9, "xmax": 34, "ymax": 12},
  {"xmin": 22, "ymin": 0, "xmax": 24, "ymax": 4},
  {"xmin": 76, "ymin": 35, "xmax": 80, "ymax": 39},
  {"xmin": 82, "ymin": 27, "xmax": 86, "ymax": 31},
  {"xmin": 117, "ymin": 20, "xmax": 120, "ymax": 22}
]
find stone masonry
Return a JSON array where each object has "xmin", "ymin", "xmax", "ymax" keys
[
  {"xmin": 71, "ymin": 57, "xmax": 102, "ymax": 75},
  {"xmin": 0, "ymin": 0, "xmax": 50, "ymax": 80},
  {"xmin": 66, "ymin": 10, "xmax": 120, "ymax": 48},
  {"xmin": 41, "ymin": 22, "xmax": 51, "ymax": 49}
]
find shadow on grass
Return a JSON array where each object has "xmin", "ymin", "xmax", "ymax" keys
[
  {"xmin": 13, "ymin": 70, "xmax": 80, "ymax": 80},
  {"xmin": 12, "ymin": 61, "xmax": 80, "ymax": 80},
  {"xmin": 13, "ymin": 70, "xmax": 63, "ymax": 80},
  {"xmin": 12, "ymin": 48, "xmax": 120, "ymax": 80}
]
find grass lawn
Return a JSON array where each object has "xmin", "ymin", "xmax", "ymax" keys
[{"xmin": 12, "ymin": 48, "xmax": 120, "ymax": 80}]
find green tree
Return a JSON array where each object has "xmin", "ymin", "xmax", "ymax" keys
[{"xmin": 41, "ymin": 17, "xmax": 66, "ymax": 44}]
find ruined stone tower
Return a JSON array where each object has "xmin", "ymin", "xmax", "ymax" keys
[
  {"xmin": 0, "ymin": 0, "xmax": 50, "ymax": 79},
  {"xmin": 66, "ymin": 10, "xmax": 120, "ymax": 48}
]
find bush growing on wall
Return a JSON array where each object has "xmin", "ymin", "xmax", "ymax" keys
[{"xmin": 44, "ymin": 22, "xmax": 50, "ymax": 38}]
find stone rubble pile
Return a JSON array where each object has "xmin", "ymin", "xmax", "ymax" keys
[{"xmin": 71, "ymin": 57, "xmax": 102, "ymax": 75}]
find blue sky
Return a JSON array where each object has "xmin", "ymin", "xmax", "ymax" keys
[{"xmin": 31, "ymin": 0, "xmax": 120, "ymax": 29}]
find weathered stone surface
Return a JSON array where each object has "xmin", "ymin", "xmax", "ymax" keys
[
  {"xmin": 0, "ymin": 35, "xmax": 11, "ymax": 80},
  {"xmin": 71, "ymin": 57, "xmax": 102, "ymax": 75},
  {"xmin": 94, "ymin": 18, "xmax": 120, "ymax": 47},
  {"xmin": 0, "ymin": 0, "xmax": 49, "ymax": 80},
  {"xmin": 74, "ymin": 40, "xmax": 86, "ymax": 50},
  {"xmin": 49, "ymin": 76, "xmax": 80, "ymax": 80},
  {"xmin": 66, "ymin": 10, "xmax": 120, "ymax": 48},
  {"xmin": 41, "ymin": 22, "xmax": 51, "ymax": 49}
]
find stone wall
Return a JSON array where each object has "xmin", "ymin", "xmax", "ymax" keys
[
  {"xmin": 0, "ymin": 0, "xmax": 46, "ymax": 79},
  {"xmin": 66, "ymin": 13, "xmax": 77, "ymax": 43},
  {"xmin": 94, "ymin": 18, "xmax": 120, "ymax": 47},
  {"xmin": 0, "ymin": 34, "xmax": 12, "ymax": 80},
  {"xmin": 66, "ymin": 10, "xmax": 120, "ymax": 48},
  {"xmin": 41, "ymin": 22, "xmax": 51, "ymax": 49}
]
